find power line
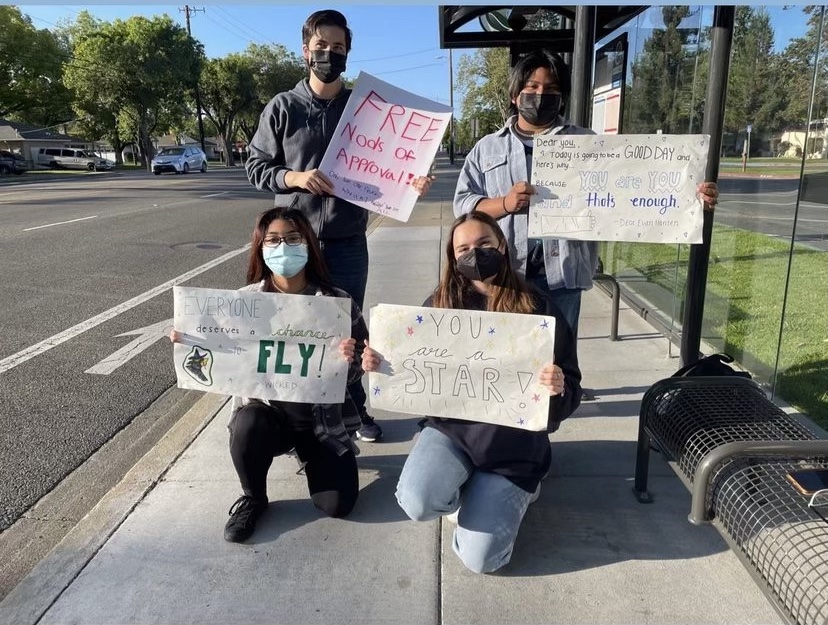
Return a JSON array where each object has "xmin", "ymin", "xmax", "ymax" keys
[
  {"xmin": 180, "ymin": 5, "xmax": 206, "ymax": 153},
  {"xmin": 372, "ymin": 61, "xmax": 445, "ymax": 77},
  {"xmin": 350, "ymin": 47, "xmax": 440, "ymax": 64},
  {"xmin": 211, "ymin": 6, "xmax": 279, "ymax": 48}
]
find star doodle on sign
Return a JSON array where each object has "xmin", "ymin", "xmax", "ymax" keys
[
  {"xmin": 373, "ymin": 386, "xmax": 381, "ymax": 396},
  {"xmin": 488, "ymin": 327, "xmax": 496, "ymax": 335},
  {"xmin": 532, "ymin": 394, "xmax": 541, "ymax": 402},
  {"xmin": 416, "ymin": 315, "xmax": 423, "ymax": 324},
  {"xmin": 540, "ymin": 320, "xmax": 549, "ymax": 329},
  {"xmin": 517, "ymin": 418, "xmax": 525, "ymax": 426},
  {"xmin": 407, "ymin": 326, "xmax": 414, "ymax": 336}
]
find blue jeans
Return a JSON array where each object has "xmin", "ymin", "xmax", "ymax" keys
[
  {"xmin": 527, "ymin": 276, "xmax": 583, "ymax": 340},
  {"xmin": 395, "ymin": 427, "xmax": 536, "ymax": 574},
  {"xmin": 319, "ymin": 235, "xmax": 369, "ymax": 413}
]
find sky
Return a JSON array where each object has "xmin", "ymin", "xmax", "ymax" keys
[{"xmin": 12, "ymin": 3, "xmax": 814, "ymax": 113}]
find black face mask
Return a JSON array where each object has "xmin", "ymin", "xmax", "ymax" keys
[
  {"xmin": 456, "ymin": 247, "xmax": 505, "ymax": 282},
  {"xmin": 309, "ymin": 49, "xmax": 347, "ymax": 84},
  {"xmin": 517, "ymin": 92, "xmax": 562, "ymax": 127}
]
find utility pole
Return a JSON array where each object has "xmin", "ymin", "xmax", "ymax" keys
[
  {"xmin": 180, "ymin": 5, "xmax": 207, "ymax": 154},
  {"xmin": 448, "ymin": 48, "xmax": 455, "ymax": 165}
]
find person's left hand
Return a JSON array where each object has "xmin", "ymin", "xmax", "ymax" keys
[
  {"xmin": 412, "ymin": 175, "xmax": 434, "ymax": 196},
  {"xmin": 538, "ymin": 363, "xmax": 565, "ymax": 396},
  {"xmin": 697, "ymin": 181, "xmax": 719, "ymax": 211},
  {"xmin": 338, "ymin": 338, "xmax": 356, "ymax": 363}
]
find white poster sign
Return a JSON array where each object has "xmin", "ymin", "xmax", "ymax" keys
[
  {"xmin": 367, "ymin": 304, "xmax": 556, "ymax": 431},
  {"xmin": 172, "ymin": 286, "xmax": 350, "ymax": 403},
  {"xmin": 319, "ymin": 71, "xmax": 452, "ymax": 222},
  {"xmin": 528, "ymin": 134, "xmax": 710, "ymax": 243}
]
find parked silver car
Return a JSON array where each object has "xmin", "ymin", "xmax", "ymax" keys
[{"xmin": 151, "ymin": 146, "xmax": 208, "ymax": 175}]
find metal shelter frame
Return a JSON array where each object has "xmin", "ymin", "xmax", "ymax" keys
[{"xmin": 438, "ymin": 5, "xmax": 736, "ymax": 367}]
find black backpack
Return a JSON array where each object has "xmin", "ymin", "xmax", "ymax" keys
[{"xmin": 672, "ymin": 353, "xmax": 751, "ymax": 378}]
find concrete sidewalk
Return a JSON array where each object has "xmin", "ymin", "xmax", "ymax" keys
[{"xmin": 0, "ymin": 156, "xmax": 782, "ymax": 625}]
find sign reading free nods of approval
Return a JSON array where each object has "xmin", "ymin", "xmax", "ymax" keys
[
  {"xmin": 367, "ymin": 304, "xmax": 556, "ymax": 431},
  {"xmin": 528, "ymin": 134, "xmax": 711, "ymax": 243},
  {"xmin": 318, "ymin": 71, "xmax": 452, "ymax": 222},
  {"xmin": 172, "ymin": 286, "xmax": 350, "ymax": 403}
]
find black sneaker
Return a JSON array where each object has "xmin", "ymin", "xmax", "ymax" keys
[
  {"xmin": 224, "ymin": 495, "xmax": 267, "ymax": 543},
  {"xmin": 356, "ymin": 413, "xmax": 383, "ymax": 442}
]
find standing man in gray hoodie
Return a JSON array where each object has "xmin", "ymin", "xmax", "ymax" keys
[{"xmin": 246, "ymin": 9, "xmax": 432, "ymax": 442}]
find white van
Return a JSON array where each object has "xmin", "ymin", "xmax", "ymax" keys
[{"xmin": 37, "ymin": 148, "xmax": 114, "ymax": 172}]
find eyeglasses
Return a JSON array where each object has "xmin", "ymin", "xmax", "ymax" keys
[{"xmin": 263, "ymin": 233, "xmax": 305, "ymax": 247}]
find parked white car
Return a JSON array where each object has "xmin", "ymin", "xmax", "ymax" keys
[
  {"xmin": 151, "ymin": 146, "xmax": 208, "ymax": 175},
  {"xmin": 37, "ymin": 148, "xmax": 114, "ymax": 172}
]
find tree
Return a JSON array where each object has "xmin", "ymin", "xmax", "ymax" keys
[
  {"xmin": 455, "ymin": 47, "xmax": 511, "ymax": 138},
  {"xmin": 236, "ymin": 43, "xmax": 306, "ymax": 145},
  {"xmin": 63, "ymin": 15, "xmax": 204, "ymax": 171},
  {"xmin": 0, "ymin": 6, "xmax": 72, "ymax": 125},
  {"xmin": 199, "ymin": 54, "xmax": 257, "ymax": 167},
  {"xmin": 778, "ymin": 6, "xmax": 828, "ymax": 127},
  {"xmin": 626, "ymin": 6, "xmax": 696, "ymax": 133}
]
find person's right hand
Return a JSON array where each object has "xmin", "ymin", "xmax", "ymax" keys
[
  {"xmin": 504, "ymin": 181, "xmax": 535, "ymax": 213},
  {"xmin": 169, "ymin": 329, "xmax": 182, "ymax": 343},
  {"xmin": 289, "ymin": 169, "xmax": 334, "ymax": 195},
  {"xmin": 361, "ymin": 340, "xmax": 382, "ymax": 372}
]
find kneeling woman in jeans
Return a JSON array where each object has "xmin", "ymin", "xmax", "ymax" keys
[
  {"xmin": 171, "ymin": 207, "xmax": 367, "ymax": 543},
  {"xmin": 363, "ymin": 211, "xmax": 581, "ymax": 573}
]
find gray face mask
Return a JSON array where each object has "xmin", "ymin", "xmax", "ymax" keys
[
  {"xmin": 517, "ymin": 92, "xmax": 562, "ymax": 127},
  {"xmin": 456, "ymin": 247, "xmax": 505, "ymax": 282}
]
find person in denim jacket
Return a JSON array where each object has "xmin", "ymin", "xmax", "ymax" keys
[{"xmin": 454, "ymin": 50, "xmax": 718, "ymax": 339}]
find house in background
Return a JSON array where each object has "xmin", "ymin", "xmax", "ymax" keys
[{"xmin": 0, "ymin": 119, "xmax": 92, "ymax": 166}]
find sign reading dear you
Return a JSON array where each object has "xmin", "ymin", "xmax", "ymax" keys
[
  {"xmin": 528, "ymin": 134, "xmax": 710, "ymax": 244},
  {"xmin": 368, "ymin": 304, "xmax": 556, "ymax": 431},
  {"xmin": 172, "ymin": 287, "xmax": 350, "ymax": 403},
  {"xmin": 318, "ymin": 72, "xmax": 452, "ymax": 223}
]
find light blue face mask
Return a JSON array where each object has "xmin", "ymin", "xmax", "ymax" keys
[{"xmin": 263, "ymin": 243, "xmax": 308, "ymax": 278}]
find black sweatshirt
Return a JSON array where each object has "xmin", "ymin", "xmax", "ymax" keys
[
  {"xmin": 422, "ymin": 287, "xmax": 582, "ymax": 492},
  {"xmin": 245, "ymin": 79, "xmax": 368, "ymax": 241}
]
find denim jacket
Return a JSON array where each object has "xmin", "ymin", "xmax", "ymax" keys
[{"xmin": 454, "ymin": 116, "xmax": 599, "ymax": 291}]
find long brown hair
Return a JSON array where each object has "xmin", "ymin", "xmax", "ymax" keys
[
  {"xmin": 432, "ymin": 211, "xmax": 536, "ymax": 314},
  {"xmin": 246, "ymin": 207, "xmax": 334, "ymax": 291}
]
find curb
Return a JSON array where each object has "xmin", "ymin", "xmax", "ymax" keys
[{"xmin": 0, "ymin": 392, "xmax": 229, "ymax": 625}]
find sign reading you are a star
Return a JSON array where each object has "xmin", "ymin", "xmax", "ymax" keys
[{"xmin": 367, "ymin": 303, "xmax": 556, "ymax": 431}]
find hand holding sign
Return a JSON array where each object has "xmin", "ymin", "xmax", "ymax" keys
[
  {"xmin": 528, "ymin": 134, "xmax": 711, "ymax": 243},
  {"xmin": 319, "ymin": 72, "xmax": 451, "ymax": 222},
  {"xmin": 366, "ymin": 304, "xmax": 556, "ymax": 431}
]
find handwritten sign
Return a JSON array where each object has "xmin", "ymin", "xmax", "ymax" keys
[
  {"xmin": 367, "ymin": 304, "xmax": 555, "ymax": 431},
  {"xmin": 172, "ymin": 286, "xmax": 350, "ymax": 403},
  {"xmin": 319, "ymin": 71, "xmax": 452, "ymax": 222},
  {"xmin": 528, "ymin": 134, "xmax": 710, "ymax": 243}
]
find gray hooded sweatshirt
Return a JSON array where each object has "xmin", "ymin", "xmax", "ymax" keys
[{"xmin": 245, "ymin": 79, "xmax": 368, "ymax": 240}]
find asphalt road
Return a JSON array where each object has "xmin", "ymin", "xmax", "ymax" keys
[
  {"xmin": 717, "ymin": 177, "xmax": 828, "ymax": 251},
  {"xmin": 0, "ymin": 167, "xmax": 271, "ymax": 531}
]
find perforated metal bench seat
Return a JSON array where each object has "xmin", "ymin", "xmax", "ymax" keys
[{"xmin": 633, "ymin": 376, "xmax": 828, "ymax": 625}]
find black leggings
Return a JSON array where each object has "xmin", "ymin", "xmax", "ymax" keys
[{"xmin": 228, "ymin": 403, "xmax": 358, "ymax": 518}]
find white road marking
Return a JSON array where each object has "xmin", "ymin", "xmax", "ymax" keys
[
  {"xmin": 200, "ymin": 192, "xmax": 229, "ymax": 198},
  {"xmin": 85, "ymin": 319, "xmax": 173, "ymax": 375},
  {"xmin": 24, "ymin": 215, "xmax": 99, "ymax": 231},
  {"xmin": 0, "ymin": 244, "xmax": 251, "ymax": 375}
]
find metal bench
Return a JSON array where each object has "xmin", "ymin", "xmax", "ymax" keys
[{"xmin": 633, "ymin": 376, "xmax": 828, "ymax": 625}]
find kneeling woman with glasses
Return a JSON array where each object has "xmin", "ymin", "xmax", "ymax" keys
[{"xmin": 170, "ymin": 207, "xmax": 367, "ymax": 542}]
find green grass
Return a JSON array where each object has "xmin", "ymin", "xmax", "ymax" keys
[
  {"xmin": 719, "ymin": 157, "xmax": 828, "ymax": 178},
  {"xmin": 602, "ymin": 228, "xmax": 828, "ymax": 429}
]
